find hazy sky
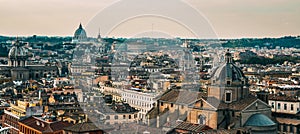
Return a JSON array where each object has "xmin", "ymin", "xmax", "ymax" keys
[{"xmin": 0, "ymin": 0, "xmax": 299, "ymax": 38}]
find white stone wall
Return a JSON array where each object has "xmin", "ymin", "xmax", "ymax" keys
[
  {"xmin": 121, "ymin": 89, "xmax": 158, "ymax": 123},
  {"xmin": 269, "ymin": 100, "xmax": 300, "ymax": 114}
]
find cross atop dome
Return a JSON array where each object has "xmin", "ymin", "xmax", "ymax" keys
[
  {"xmin": 79, "ymin": 23, "xmax": 83, "ymax": 29},
  {"xmin": 72, "ymin": 23, "xmax": 87, "ymax": 43}
]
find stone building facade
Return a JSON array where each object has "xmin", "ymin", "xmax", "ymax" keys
[
  {"xmin": 147, "ymin": 50, "xmax": 277, "ymax": 134},
  {"xmin": 0, "ymin": 40, "xmax": 59, "ymax": 81}
]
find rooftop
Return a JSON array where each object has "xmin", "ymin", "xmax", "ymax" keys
[{"xmin": 19, "ymin": 116, "xmax": 72, "ymax": 132}]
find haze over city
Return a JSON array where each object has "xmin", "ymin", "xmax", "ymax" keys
[
  {"xmin": 0, "ymin": 0, "xmax": 299, "ymax": 38},
  {"xmin": 1, "ymin": 1, "xmax": 300, "ymax": 134}
]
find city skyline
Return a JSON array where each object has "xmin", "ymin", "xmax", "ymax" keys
[{"xmin": 0, "ymin": 0, "xmax": 299, "ymax": 39}]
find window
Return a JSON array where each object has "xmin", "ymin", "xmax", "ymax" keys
[
  {"xmin": 114, "ymin": 115, "xmax": 118, "ymax": 119},
  {"xmin": 284, "ymin": 104, "xmax": 287, "ymax": 110},
  {"xmin": 198, "ymin": 115, "xmax": 206, "ymax": 125},
  {"xmin": 129, "ymin": 115, "xmax": 131, "ymax": 119},
  {"xmin": 171, "ymin": 103, "xmax": 173, "ymax": 107},
  {"xmin": 227, "ymin": 81, "xmax": 231, "ymax": 85},
  {"xmin": 278, "ymin": 103, "xmax": 281, "ymax": 109},
  {"xmin": 283, "ymin": 124, "xmax": 287, "ymax": 132},
  {"xmin": 271, "ymin": 102, "xmax": 274, "ymax": 109},
  {"xmin": 161, "ymin": 102, "xmax": 164, "ymax": 106},
  {"xmin": 255, "ymin": 102, "xmax": 258, "ymax": 109},
  {"xmin": 290, "ymin": 125, "xmax": 294, "ymax": 132},
  {"xmin": 291, "ymin": 104, "xmax": 294, "ymax": 111},
  {"xmin": 123, "ymin": 115, "xmax": 126, "ymax": 119},
  {"xmin": 225, "ymin": 92, "xmax": 232, "ymax": 103}
]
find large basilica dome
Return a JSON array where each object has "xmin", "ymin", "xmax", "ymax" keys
[
  {"xmin": 72, "ymin": 23, "xmax": 87, "ymax": 43},
  {"xmin": 8, "ymin": 40, "xmax": 27, "ymax": 59},
  {"xmin": 7, "ymin": 40, "xmax": 28, "ymax": 67}
]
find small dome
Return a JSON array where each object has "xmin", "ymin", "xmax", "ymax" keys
[
  {"xmin": 8, "ymin": 40, "xmax": 27, "ymax": 59},
  {"xmin": 244, "ymin": 113, "xmax": 275, "ymax": 127},
  {"xmin": 73, "ymin": 23, "xmax": 87, "ymax": 41}
]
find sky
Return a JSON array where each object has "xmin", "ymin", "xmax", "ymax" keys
[{"xmin": 0, "ymin": 0, "xmax": 299, "ymax": 39}]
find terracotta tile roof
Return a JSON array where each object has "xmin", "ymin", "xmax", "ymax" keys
[
  {"xmin": 50, "ymin": 121, "xmax": 73, "ymax": 132},
  {"xmin": 276, "ymin": 117, "xmax": 300, "ymax": 125},
  {"xmin": 269, "ymin": 95, "xmax": 300, "ymax": 102},
  {"xmin": 204, "ymin": 128, "xmax": 251, "ymax": 134},
  {"xmin": 202, "ymin": 95, "xmax": 258, "ymax": 111},
  {"xmin": 147, "ymin": 106, "xmax": 170, "ymax": 119},
  {"xmin": 174, "ymin": 122, "xmax": 212, "ymax": 133},
  {"xmin": 159, "ymin": 89, "xmax": 180, "ymax": 102},
  {"xmin": 159, "ymin": 89, "xmax": 206, "ymax": 105},
  {"xmin": 217, "ymin": 95, "xmax": 258, "ymax": 111},
  {"xmin": 107, "ymin": 123, "xmax": 164, "ymax": 134},
  {"xmin": 19, "ymin": 116, "xmax": 72, "ymax": 133},
  {"xmin": 64, "ymin": 122, "xmax": 108, "ymax": 132}
]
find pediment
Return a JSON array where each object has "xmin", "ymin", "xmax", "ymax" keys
[
  {"xmin": 190, "ymin": 98, "xmax": 218, "ymax": 111},
  {"xmin": 243, "ymin": 99, "xmax": 271, "ymax": 111}
]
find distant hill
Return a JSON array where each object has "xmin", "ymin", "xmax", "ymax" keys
[
  {"xmin": 0, "ymin": 43, "xmax": 8, "ymax": 57},
  {"xmin": 221, "ymin": 36, "xmax": 300, "ymax": 48},
  {"xmin": 0, "ymin": 35, "xmax": 72, "ymax": 43}
]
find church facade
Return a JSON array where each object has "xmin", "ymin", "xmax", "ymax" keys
[
  {"xmin": 147, "ymin": 50, "xmax": 277, "ymax": 133},
  {"xmin": 0, "ymin": 40, "xmax": 59, "ymax": 81}
]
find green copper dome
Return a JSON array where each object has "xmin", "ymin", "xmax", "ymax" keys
[{"xmin": 244, "ymin": 113, "xmax": 275, "ymax": 127}]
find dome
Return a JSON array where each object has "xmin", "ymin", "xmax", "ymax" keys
[
  {"xmin": 210, "ymin": 50, "xmax": 246, "ymax": 85},
  {"xmin": 244, "ymin": 113, "xmax": 275, "ymax": 127},
  {"xmin": 73, "ymin": 23, "xmax": 87, "ymax": 41},
  {"xmin": 8, "ymin": 40, "xmax": 27, "ymax": 59}
]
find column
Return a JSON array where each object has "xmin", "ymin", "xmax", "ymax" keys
[
  {"xmin": 156, "ymin": 116, "xmax": 160, "ymax": 128},
  {"xmin": 280, "ymin": 124, "xmax": 283, "ymax": 133}
]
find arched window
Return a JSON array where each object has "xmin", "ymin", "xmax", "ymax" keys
[{"xmin": 198, "ymin": 115, "xmax": 206, "ymax": 125}]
